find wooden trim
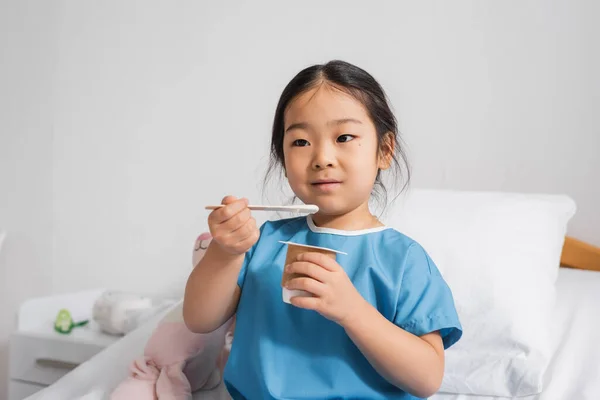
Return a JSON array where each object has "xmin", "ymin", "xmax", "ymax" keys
[{"xmin": 560, "ymin": 236, "xmax": 600, "ymax": 272}]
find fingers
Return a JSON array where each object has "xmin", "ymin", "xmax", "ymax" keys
[
  {"xmin": 231, "ymin": 217, "xmax": 259, "ymax": 245},
  {"xmin": 207, "ymin": 195, "xmax": 259, "ymax": 255},
  {"xmin": 221, "ymin": 195, "xmax": 238, "ymax": 205},
  {"xmin": 285, "ymin": 261, "xmax": 328, "ymax": 283},
  {"xmin": 211, "ymin": 214, "xmax": 257, "ymax": 249},
  {"xmin": 285, "ymin": 277, "xmax": 326, "ymax": 297},
  {"xmin": 296, "ymin": 252, "xmax": 340, "ymax": 272},
  {"xmin": 230, "ymin": 214, "xmax": 255, "ymax": 236},
  {"xmin": 221, "ymin": 207, "xmax": 252, "ymax": 232},
  {"xmin": 209, "ymin": 197, "xmax": 249, "ymax": 224},
  {"xmin": 289, "ymin": 296, "xmax": 320, "ymax": 311}
]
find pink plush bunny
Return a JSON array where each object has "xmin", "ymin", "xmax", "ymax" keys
[{"xmin": 111, "ymin": 233, "xmax": 235, "ymax": 400}]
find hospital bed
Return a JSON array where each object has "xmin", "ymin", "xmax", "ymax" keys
[{"xmin": 23, "ymin": 191, "xmax": 600, "ymax": 400}]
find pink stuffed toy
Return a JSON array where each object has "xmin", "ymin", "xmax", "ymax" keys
[{"xmin": 111, "ymin": 233, "xmax": 235, "ymax": 400}]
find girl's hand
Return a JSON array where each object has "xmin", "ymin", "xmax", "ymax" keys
[
  {"xmin": 208, "ymin": 196, "xmax": 259, "ymax": 255},
  {"xmin": 285, "ymin": 252, "xmax": 366, "ymax": 327}
]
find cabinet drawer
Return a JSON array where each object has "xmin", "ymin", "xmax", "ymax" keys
[
  {"xmin": 8, "ymin": 380, "xmax": 46, "ymax": 400},
  {"xmin": 9, "ymin": 332, "xmax": 107, "ymax": 385}
]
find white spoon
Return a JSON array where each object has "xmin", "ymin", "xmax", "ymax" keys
[{"xmin": 205, "ymin": 204, "xmax": 319, "ymax": 214}]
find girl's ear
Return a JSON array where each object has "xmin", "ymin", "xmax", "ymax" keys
[{"xmin": 378, "ymin": 132, "xmax": 395, "ymax": 170}]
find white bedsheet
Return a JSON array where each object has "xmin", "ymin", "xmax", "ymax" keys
[
  {"xmin": 27, "ymin": 268, "xmax": 600, "ymax": 400},
  {"xmin": 431, "ymin": 267, "xmax": 600, "ymax": 400}
]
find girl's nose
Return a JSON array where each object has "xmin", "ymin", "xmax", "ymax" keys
[
  {"xmin": 312, "ymin": 146, "xmax": 335, "ymax": 170},
  {"xmin": 313, "ymin": 161, "xmax": 334, "ymax": 169}
]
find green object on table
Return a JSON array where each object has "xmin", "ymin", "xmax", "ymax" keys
[{"xmin": 54, "ymin": 309, "xmax": 89, "ymax": 334}]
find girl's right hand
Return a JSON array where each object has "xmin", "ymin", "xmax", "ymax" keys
[{"xmin": 208, "ymin": 196, "xmax": 260, "ymax": 255}]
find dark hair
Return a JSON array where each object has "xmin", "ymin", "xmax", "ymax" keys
[{"xmin": 265, "ymin": 60, "xmax": 410, "ymax": 212}]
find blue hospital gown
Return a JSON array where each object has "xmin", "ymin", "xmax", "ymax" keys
[{"xmin": 223, "ymin": 216, "xmax": 462, "ymax": 400}]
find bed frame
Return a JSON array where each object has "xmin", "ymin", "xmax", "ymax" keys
[{"xmin": 560, "ymin": 236, "xmax": 600, "ymax": 272}]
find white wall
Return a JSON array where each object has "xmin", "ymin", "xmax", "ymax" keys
[
  {"xmin": 0, "ymin": 0, "xmax": 57, "ymax": 394},
  {"xmin": 1, "ymin": 0, "xmax": 599, "ymax": 396}
]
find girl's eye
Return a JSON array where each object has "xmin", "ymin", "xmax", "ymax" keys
[
  {"xmin": 292, "ymin": 139, "xmax": 310, "ymax": 147},
  {"xmin": 337, "ymin": 134, "xmax": 355, "ymax": 143}
]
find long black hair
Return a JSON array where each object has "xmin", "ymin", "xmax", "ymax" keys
[{"xmin": 265, "ymin": 60, "xmax": 410, "ymax": 211}]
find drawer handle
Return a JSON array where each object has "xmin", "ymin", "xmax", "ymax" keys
[{"xmin": 35, "ymin": 358, "xmax": 80, "ymax": 371}]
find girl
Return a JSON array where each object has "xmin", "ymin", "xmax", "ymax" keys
[{"xmin": 183, "ymin": 60, "xmax": 462, "ymax": 399}]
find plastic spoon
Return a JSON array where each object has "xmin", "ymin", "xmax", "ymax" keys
[{"xmin": 205, "ymin": 204, "xmax": 319, "ymax": 214}]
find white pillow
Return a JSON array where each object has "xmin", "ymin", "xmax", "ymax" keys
[{"xmin": 384, "ymin": 189, "xmax": 576, "ymax": 397}]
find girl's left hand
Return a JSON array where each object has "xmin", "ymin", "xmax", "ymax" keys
[{"xmin": 285, "ymin": 252, "xmax": 366, "ymax": 327}]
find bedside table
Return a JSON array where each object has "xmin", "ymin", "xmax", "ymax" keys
[{"xmin": 8, "ymin": 289, "xmax": 121, "ymax": 400}]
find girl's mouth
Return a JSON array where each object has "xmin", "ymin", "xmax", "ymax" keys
[{"xmin": 311, "ymin": 180, "xmax": 342, "ymax": 192}]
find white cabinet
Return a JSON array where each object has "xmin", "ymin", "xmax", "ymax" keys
[
  {"xmin": 8, "ymin": 290, "xmax": 120, "ymax": 400},
  {"xmin": 7, "ymin": 381, "xmax": 45, "ymax": 400}
]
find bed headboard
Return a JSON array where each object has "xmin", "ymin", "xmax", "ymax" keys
[{"xmin": 560, "ymin": 237, "xmax": 600, "ymax": 272}]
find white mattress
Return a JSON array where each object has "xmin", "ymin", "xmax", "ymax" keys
[
  {"xmin": 28, "ymin": 268, "xmax": 600, "ymax": 400},
  {"xmin": 431, "ymin": 267, "xmax": 600, "ymax": 400}
]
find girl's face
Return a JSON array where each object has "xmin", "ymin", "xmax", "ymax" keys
[{"xmin": 283, "ymin": 84, "xmax": 390, "ymax": 217}]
